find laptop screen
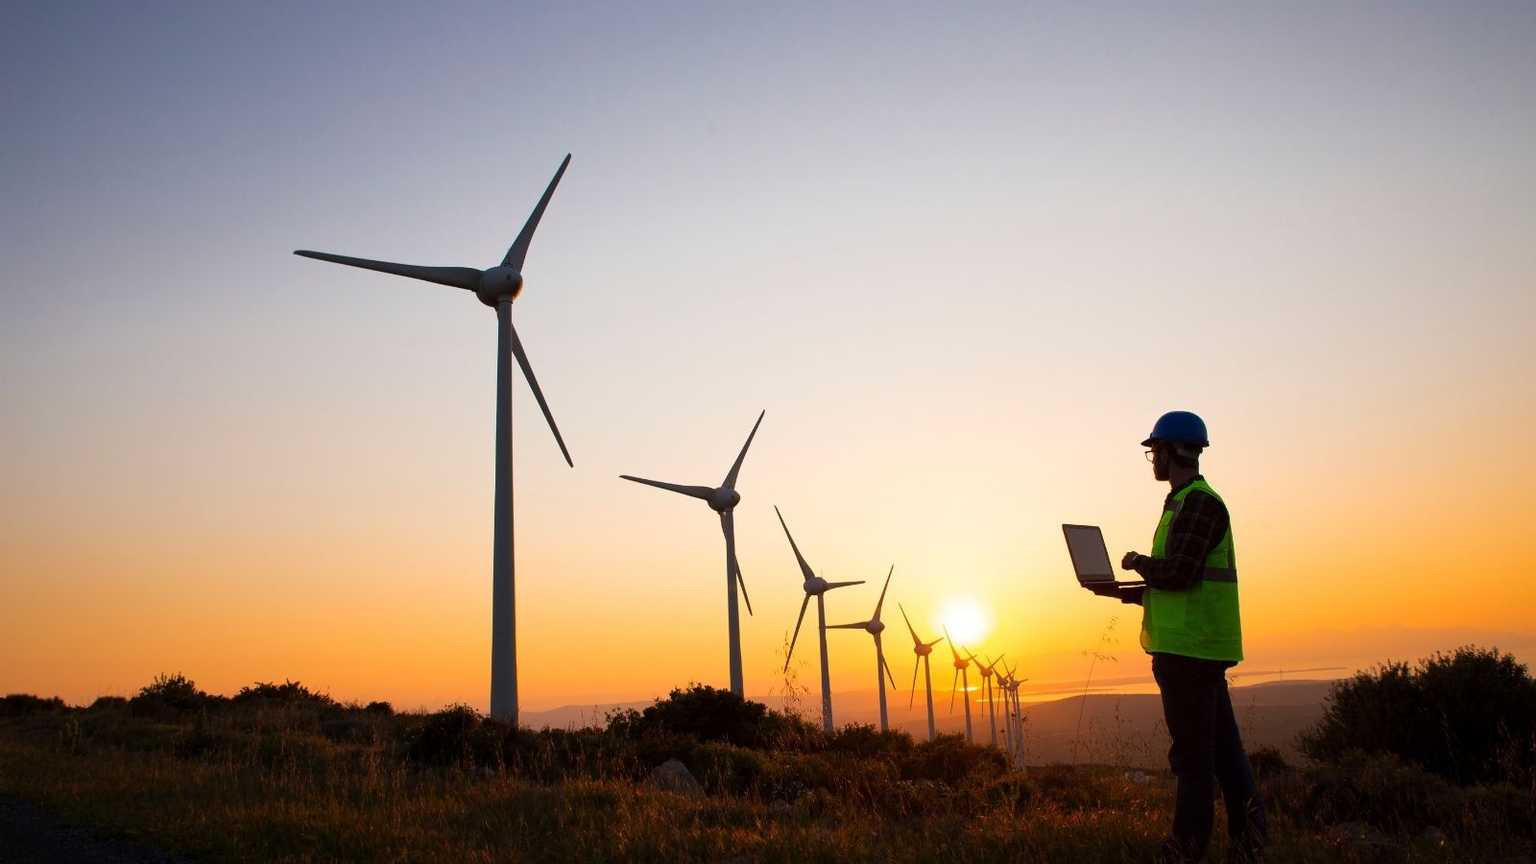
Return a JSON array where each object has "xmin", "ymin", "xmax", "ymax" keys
[{"xmin": 1062, "ymin": 524, "xmax": 1115, "ymax": 582}]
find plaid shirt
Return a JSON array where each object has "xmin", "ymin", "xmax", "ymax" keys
[{"xmin": 1116, "ymin": 475, "xmax": 1229, "ymax": 605}]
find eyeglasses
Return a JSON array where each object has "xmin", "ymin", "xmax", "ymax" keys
[{"xmin": 1144, "ymin": 449, "xmax": 1157, "ymax": 462}]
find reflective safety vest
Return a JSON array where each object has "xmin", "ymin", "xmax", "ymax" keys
[{"xmin": 1139, "ymin": 478, "xmax": 1243, "ymax": 662}]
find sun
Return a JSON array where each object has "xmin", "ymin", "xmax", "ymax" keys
[{"xmin": 938, "ymin": 597, "xmax": 990, "ymax": 647}]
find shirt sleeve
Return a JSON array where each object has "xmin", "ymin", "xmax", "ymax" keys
[{"xmin": 1130, "ymin": 490, "xmax": 1229, "ymax": 591}]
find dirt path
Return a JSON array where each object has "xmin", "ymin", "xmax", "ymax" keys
[{"xmin": 0, "ymin": 796, "xmax": 189, "ymax": 863}]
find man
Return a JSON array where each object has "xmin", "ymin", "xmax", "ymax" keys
[{"xmin": 1086, "ymin": 411, "xmax": 1266, "ymax": 863}]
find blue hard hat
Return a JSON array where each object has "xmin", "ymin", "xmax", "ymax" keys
[{"xmin": 1142, "ymin": 411, "xmax": 1209, "ymax": 448}]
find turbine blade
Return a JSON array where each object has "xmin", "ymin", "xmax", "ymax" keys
[
  {"xmin": 898, "ymin": 603, "xmax": 921, "ymax": 646},
  {"xmin": 721, "ymin": 409, "xmax": 765, "ymax": 490},
  {"xmin": 502, "ymin": 154, "xmax": 571, "ymax": 271},
  {"xmin": 721, "ymin": 510, "xmax": 751, "ymax": 616},
  {"xmin": 824, "ymin": 580, "xmax": 865, "ymax": 590},
  {"xmin": 506, "ymin": 319, "xmax": 573, "ymax": 467},
  {"xmin": 908, "ymin": 660, "xmax": 920, "ymax": 708},
  {"xmin": 873, "ymin": 564, "xmax": 893, "ymax": 620},
  {"xmin": 927, "ymin": 636, "xmax": 946, "ymax": 649},
  {"xmin": 620, "ymin": 475, "xmax": 714, "ymax": 500},
  {"xmin": 882, "ymin": 653, "xmax": 897, "ymax": 690},
  {"xmin": 826, "ymin": 621, "xmax": 868, "ymax": 630},
  {"xmin": 294, "ymin": 251, "xmax": 481, "ymax": 291},
  {"xmin": 773, "ymin": 506, "xmax": 817, "ymax": 583},
  {"xmin": 944, "ymin": 626, "xmax": 959, "ymax": 661},
  {"xmin": 784, "ymin": 594, "xmax": 811, "ymax": 671},
  {"xmin": 950, "ymin": 667, "xmax": 959, "ymax": 712}
]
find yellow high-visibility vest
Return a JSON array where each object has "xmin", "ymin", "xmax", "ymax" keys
[{"xmin": 1140, "ymin": 478, "xmax": 1243, "ymax": 662}]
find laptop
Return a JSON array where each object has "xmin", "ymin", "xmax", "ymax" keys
[{"xmin": 1062, "ymin": 524, "xmax": 1144, "ymax": 588}]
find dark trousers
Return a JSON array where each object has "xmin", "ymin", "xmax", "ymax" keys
[{"xmin": 1151, "ymin": 652, "xmax": 1267, "ymax": 861}]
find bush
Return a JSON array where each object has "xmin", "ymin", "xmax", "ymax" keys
[
  {"xmin": 1301, "ymin": 646, "xmax": 1536, "ymax": 785},
  {"xmin": 232, "ymin": 680, "xmax": 336, "ymax": 709},
  {"xmin": 399, "ymin": 705, "xmax": 502, "ymax": 768},
  {"xmin": 131, "ymin": 674, "xmax": 214, "ymax": 718},
  {"xmin": 606, "ymin": 684, "xmax": 816, "ymax": 750},
  {"xmin": 0, "ymin": 694, "xmax": 67, "ymax": 717},
  {"xmin": 898, "ymin": 733, "xmax": 1008, "ymax": 786}
]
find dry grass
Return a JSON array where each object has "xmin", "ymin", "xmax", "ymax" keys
[{"xmin": 1, "ymin": 683, "xmax": 1532, "ymax": 863}]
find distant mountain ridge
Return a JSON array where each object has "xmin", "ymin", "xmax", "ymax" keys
[{"xmin": 521, "ymin": 678, "xmax": 1339, "ymax": 768}]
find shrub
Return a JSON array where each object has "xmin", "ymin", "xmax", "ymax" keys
[
  {"xmin": 232, "ymin": 680, "xmax": 335, "ymax": 709},
  {"xmin": 897, "ymin": 733, "xmax": 1007, "ymax": 786},
  {"xmin": 1301, "ymin": 646, "xmax": 1536, "ymax": 785},
  {"xmin": 399, "ymin": 705, "xmax": 499, "ymax": 768},
  {"xmin": 87, "ymin": 696, "xmax": 128, "ymax": 712},
  {"xmin": 0, "ymin": 694, "xmax": 67, "ymax": 717},
  {"xmin": 131, "ymin": 674, "xmax": 212, "ymax": 718},
  {"xmin": 606, "ymin": 684, "xmax": 816, "ymax": 750}
]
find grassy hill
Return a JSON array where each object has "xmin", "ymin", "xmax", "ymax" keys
[{"xmin": 1, "ymin": 678, "xmax": 1531, "ymax": 863}]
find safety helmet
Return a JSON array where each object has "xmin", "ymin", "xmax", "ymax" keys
[{"xmin": 1141, "ymin": 411, "xmax": 1209, "ymax": 448}]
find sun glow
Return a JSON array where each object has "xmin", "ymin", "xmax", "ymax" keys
[{"xmin": 938, "ymin": 597, "xmax": 990, "ymax": 648}]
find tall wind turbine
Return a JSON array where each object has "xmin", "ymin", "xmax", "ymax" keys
[
  {"xmin": 898, "ymin": 603, "xmax": 944, "ymax": 741},
  {"xmin": 294, "ymin": 155, "xmax": 574, "ymax": 726},
  {"xmin": 776, "ymin": 506, "xmax": 863, "ymax": 733},
  {"xmin": 619, "ymin": 410, "xmax": 764, "ymax": 696},
  {"xmin": 945, "ymin": 627, "xmax": 975, "ymax": 743},
  {"xmin": 969, "ymin": 651, "xmax": 1004, "ymax": 749},
  {"xmin": 827, "ymin": 565, "xmax": 898, "ymax": 732}
]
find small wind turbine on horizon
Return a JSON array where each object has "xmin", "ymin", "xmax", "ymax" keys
[
  {"xmin": 293, "ymin": 155, "xmax": 574, "ymax": 726},
  {"xmin": 969, "ymin": 650, "xmax": 1004, "ymax": 749},
  {"xmin": 899, "ymin": 603, "xmax": 945, "ymax": 741},
  {"xmin": 827, "ymin": 565, "xmax": 898, "ymax": 732},
  {"xmin": 1000, "ymin": 660, "xmax": 1028, "ymax": 765},
  {"xmin": 776, "ymin": 506, "xmax": 864, "ymax": 733},
  {"xmin": 619, "ymin": 410, "xmax": 765, "ymax": 696},
  {"xmin": 945, "ymin": 627, "xmax": 975, "ymax": 743}
]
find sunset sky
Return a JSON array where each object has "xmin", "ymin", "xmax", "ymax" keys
[{"xmin": 3, "ymin": 2, "xmax": 1534, "ymax": 714}]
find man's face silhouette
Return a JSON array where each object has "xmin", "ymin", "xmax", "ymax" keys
[{"xmin": 1151, "ymin": 444, "xmax": 1172, "ymax": 482}]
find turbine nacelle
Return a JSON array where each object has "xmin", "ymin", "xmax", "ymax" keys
[
  {"xmin": 707, "ymin": 487, "xmax": 742, "ymax": 512},
  {"xmin": 477, "ymin": 266, "xmax": 525, "ymax": 306},
  {"xmin": 913, "ymin": 642, "xmax": 935, "ymax": 657}
]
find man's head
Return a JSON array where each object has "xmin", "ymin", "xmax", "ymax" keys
[{"xmin": 1142, "ymin": 411, "xmax": 1208, "ymax": 481}]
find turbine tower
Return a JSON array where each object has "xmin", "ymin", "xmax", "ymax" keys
[
  {"xmin": 776, "ymin": 506, "xmax": 863, "ymax": 733},
  {"xmin": 294, "ymin": 155, "xmax": 574, "ymax": 726},
  {"xmin": 827, "ymin": 565, "xmax": 898, "ymax": 732},
  {"xmin": 898, "ymin": 603, "xmax": 944, "ymax": 741},
  {"xmin": 945, "ymin": 627, "xmax": 975, "ymax": 743},
  {"xmin": 619, "ymin": 410, "xmax": 765, "ymax": 696}
]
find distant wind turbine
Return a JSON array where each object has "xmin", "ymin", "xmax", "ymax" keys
[
  {"xmin": 828, "ymin": 565, "xmax": 898, "ymax": 732},
  {"xmin": 619, "ymin": 410, "xmax": 765, "ymax": 696},
  {"xmin": 294, "ymin": 155, "xmax": 574, "ymax": 726},
  {"xmin": 969, "ymin": 651, "xmax": 1004, "ymax": 749},
  {"xmin": 945, "ymin": 628, "xmax": 975, "ymax": 743},
  {"xmin": 776, "ymin": 506, "xmax": 864, "ymax": 733},
  {"xmin": 898, "ymin": 603, "xmax": 945, "ymax": 741}
]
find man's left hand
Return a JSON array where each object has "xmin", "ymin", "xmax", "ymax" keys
[{"xmin": 1121, "ymin": 551, "xmax": 1143, "ymax": 571}]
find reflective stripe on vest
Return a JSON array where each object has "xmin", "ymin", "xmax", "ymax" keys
[{"xmin": 1139, "ymin": 478, "xmax": 1244, "ymax": 663}]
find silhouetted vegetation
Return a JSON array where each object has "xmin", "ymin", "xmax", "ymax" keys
[
  {"xmin": 1301, "ymin": 645, "xmax": 1536, "ymax": 786},
  {"xmin": 0, "ymin": 667, "xmax": 1533, "ymax": 862}
]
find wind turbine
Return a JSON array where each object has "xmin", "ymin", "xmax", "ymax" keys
[
  {"xmin": 969, "ymin": 651, "xmax": 1004, "ymax": 749},
  {"xmin": 619, "ymin": 410, "xmax": 764, "ymax": 696},
  {"xmin": 827, "ymin": 566, "xmax": 898, "ymax": 732},
  {"xmin": 945, "ymin": 627, "xmax": 975, "ymax": 743},
  {"xmin": 1003, "ymin": 661, "xmax": 1029, "ymax": 765},
  {"xmin": 898, "ymin": 603, "xmax": 944, "ymax": 741},
  {"xmin": 294, "ymin": 155, "xmax": 574, "ymax": 726},
  {"xmin": 776, "ymin": 506, "xmax": 864, "ymax": 733}
]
